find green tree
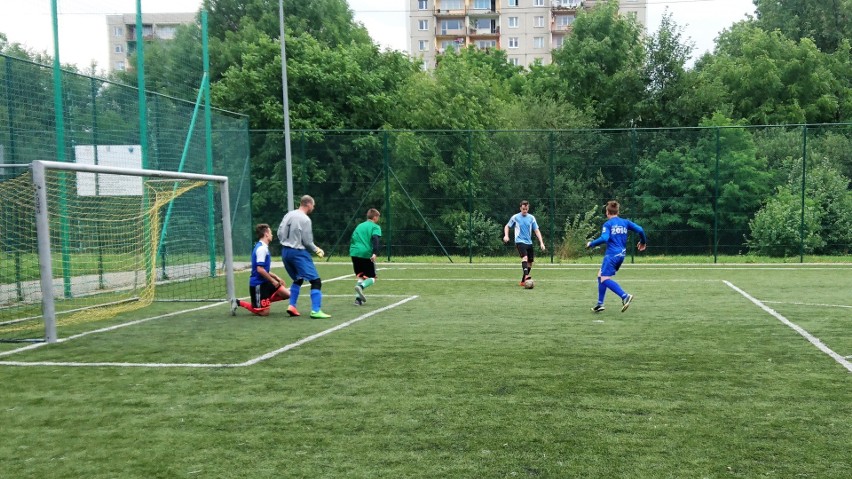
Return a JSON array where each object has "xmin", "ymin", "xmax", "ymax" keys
[
  {"xmin": 633, "ymin": 114, "xmax": 771, "ymax": 253},
  {"xmin": 699, "ymin": 23, "xmax": 852, "ymax": 124},
  {"xmin": 639, "ymin": 10, "xmax": 714, "ymax": 127},
  {"xmin": 747, "ymin": 156, "xmax": 852, "ymax": 256},
  {"xmin": 753, "ymin": 0, "xmax": 852, "ymax": 53},
  {"xmin": 550, "ymin": 0, "xmax": 645, "ymax": 127}
]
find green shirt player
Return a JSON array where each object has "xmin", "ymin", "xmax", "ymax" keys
[{"xmin": 350, "ymin": 208, "xmax": 382, "ymax": 306}]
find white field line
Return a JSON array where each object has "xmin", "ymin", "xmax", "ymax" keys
[
  {"xmin": 2, "ymin": 272, "xmax": 360, "ymax": 354},
  {"xmin": 384, "ymin": 265, "xmax": 851, "ymax": 271},
  {"xmin": 376, "ymin": 278, "xmax": 717, "ymax": 282},
  {"xmin": 0, "ymin": 302, "xmax": 225, "ymax": 359},
  {"xmin": 0, "ymin": 272, "xmax": 362, "ymax": 360},
  {"xmin": 322, "ymin": 261, "xmax": 851, "ymax": 267},
  {"xmin": 0, "ymin": 296, "xmax": 418, "ymax": 368},
  {"xmin": 761, "ymin": 301, "xmax": 852, "ymax": 309},
  {"xmin": 236, "ymin": 295, "xmax": 418, "ymax": 367},
  {"xmin": 724, "ymin": 280, "xmax": 852, "ymax": 373}
]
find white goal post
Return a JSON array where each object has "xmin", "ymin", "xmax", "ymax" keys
[{"xmin": 31, "ymin": 160, "xmax": 236, "ymax": 343}]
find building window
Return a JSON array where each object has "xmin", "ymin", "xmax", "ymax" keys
[
  {"xmin": 556, "ymin": 15, "xmax": 575, "ymax": 27},
  {"xmin": 508, "ymin": 17, "xmax": 519, "ymax": 28},
  {"xmin": 113, "ymin": 26, "xmax": 123, "ymax": 37},
  {"xmin": 554, "ymin": 37, "xmax": 564, "ymax": 48},
  {"xmin": 114, "ymin": 44, "xmax": 124, "ymax": 53},
  {"xmin": 534, "ymin": 0, "xmax": 544, "ymax": 6},
  {"xmin": 418, "ymin": 0, "xmax": 428, "ymax": 10},
  {"xmin": 473, "ymin": 0, "xmax": 490, "ymax": 9},
  {"xmin": 627, "ymin": 11, "xmax": 638, "ymax": 20},
  {"xmin": 477, "ymin": 40, "xmax": 497, "ymax": 49},
  {"xmin": 533, "ymin": 37, "xmax": 544, "ymax": 49},
  {"xmin": 508, "ymin": 0, "xmax": 518, "ymax": 7},
  {"xmin": 441, "ymin": 39, "xmax": 460, "ymax": 50},
  {"xmin": 419, "ymin": 40, "xmax": 429, "ymax": 51},
  {"xmin": 443, "ymin": 0, "xmax": 463, "ymax": 9},
  {"xmin": 534, "ymin": 16, "xmax": 545, "ymax": 28},
  {"xmin": 475, "ymin": 18, "xmax": 492, "ymax": 29},
  {"xmin": 508, "ymin": 37, "xmax": 519, "ymax": 48},
  {"xmin": 509, "ymin": 57, "xmax": 520, "ymax": 66},
  {"xmin": 440, "ymin": 19, "xmax": 464, "ymax": 33},
  {"xmin": 156, "ymin": 25, "xmax": 177, "ymax": 40},
  {"xmin": 116, "ymin": 61, "xmax": 126, "ymax": 71},
  {"xmin": 419, "ymin": 20, "xmax": 429, "ymax": 31}
]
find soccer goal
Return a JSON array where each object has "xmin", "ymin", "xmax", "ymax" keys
[{"xmin": 0, "ymin": 161, "xmax": 235, "ymax": 343}]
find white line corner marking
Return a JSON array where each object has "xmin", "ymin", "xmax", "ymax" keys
[
  {"xmin": 0, "ymin": 295, "xmax": 419, "ymax": 368},
  {"xmin": 723, "ymin": 281, "xmax": 851, "ymax": 373}
]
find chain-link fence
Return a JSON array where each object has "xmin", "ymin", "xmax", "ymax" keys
[
  {"xmin": 0, "ymin": 53, "xmax": 253, "ymax": 258},
  {"xmin": 252, "ymin": 126, "xmax": 851, "ymax": 263}
]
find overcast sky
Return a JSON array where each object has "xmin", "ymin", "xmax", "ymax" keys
[{"xmin": 0, "ymin": 0, "xmax": 755, "ymax": 72}]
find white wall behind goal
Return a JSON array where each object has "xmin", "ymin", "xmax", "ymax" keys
[{"xmin": 74, "ymin": 145, "xmax": 143, "ymax": 196}]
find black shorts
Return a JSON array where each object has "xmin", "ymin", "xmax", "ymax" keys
[
  {"xmin": 351, "ymin": 256, "xmax": 376, "ymax": 279},
  {"xmin": 249, "ymin": 282, "xmax": 278, "ymax": 309},
  {"xmin": 515, "ymin": 243, "xmax": 535, "ymax": 262}
]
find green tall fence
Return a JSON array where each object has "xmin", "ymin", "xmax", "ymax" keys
[
  {"xmin": 0, "ymin": 53, "xmax": 253, "ymax": 259},
  {"xmin": 251, "ymin": 126, "xmax": 852, "ymax": 263}
]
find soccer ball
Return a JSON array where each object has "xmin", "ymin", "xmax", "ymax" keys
[{"xmin": 524, "ymin": 279, "xmax": 535, "ymax": 289}]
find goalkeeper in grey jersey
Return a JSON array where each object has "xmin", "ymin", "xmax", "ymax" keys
[{"xmin": 277, "ymin": 195, "xmax": 331, "ymax": 319}]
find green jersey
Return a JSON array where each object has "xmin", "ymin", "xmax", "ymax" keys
[{"xmin": 349, "ymin": 220, "xmax": 382, "ymax": 258}]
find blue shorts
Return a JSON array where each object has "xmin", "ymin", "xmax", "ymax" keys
[
  {"xmin": 281, "ymin": 248, "xmax": 320, "ymax": 282},
  {"xmin": 600, "ymin": 254, "xmax": 625, "ymax": 277}
]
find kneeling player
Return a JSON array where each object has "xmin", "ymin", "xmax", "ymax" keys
[{"xmin": 231, "ymin": 223, "xmax": 290, "ymax": 316}]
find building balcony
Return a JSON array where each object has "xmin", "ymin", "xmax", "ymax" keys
[
  {"xmin": 468, "ymin": 8, "xmax": 499, "ymax": 16},
  {"xmin": 551, "ymin": 0, "xmax": 583, "ymax": 11},
  {"xmin": 551, "ymin": 23, "xmax": 574, "ymax": 33},
  {"xmin": 436, "ymin": 26, "xmax": 468, "ymax": 37},
  {"xmin": 434, "ymin": 7, "xmax": 466, "ymax": 17},
  {"xmin": 469, "ymin": 26, "xmax": 500, "ymax": 36}
]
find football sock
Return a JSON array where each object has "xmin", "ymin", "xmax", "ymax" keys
[
  {"xmin": 602, "ymin": 279, "xmax": 627, "ymax": 299},
  {"xmin": 289, "ymin": 283, "xmax": 301, "ymax": 307},
  {"xmin": 269, "ymin": 294, "xmax": 284, "ymax": 303},
  {"xmin": 597, "ymin": 277, "xmax": 606, "ymax": 304},
  {"xmin": 310, "ymin": 289, "xmax": 322, "ymax": 312},
  {"xmin": 361, "ymin": 277, "xmax": 375, "ymax": 289},
  {"xmin": 522, "ymin": 262, "xmax": 530, "ymax": 280}
]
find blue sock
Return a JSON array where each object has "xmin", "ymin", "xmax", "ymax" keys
[
  {"xmin": 602, "ymin": 279, "xmax": 627, "ymax": 299},
  {"xmin": 597, "ymin": 277, "xmax": 606, "ymax": 304},
  {"xmin": 289, "ymin": 283, "xmax": 300, "ymax": 307},
  {"xmin": 310, "ymin": 289, "xmax": 322, "ymax": 312}
]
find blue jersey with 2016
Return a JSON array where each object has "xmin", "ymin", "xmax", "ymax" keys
[
  {"xmin": 249, "ymin": 241, "xmax": 272, "ymax": 287},
  {"xmin": 588, "ymin": 217, "xmax": 646, "ymax": 256},
  {"xmin": 507, "ymin": 213, "xmax": 539, "ymax": 245}
]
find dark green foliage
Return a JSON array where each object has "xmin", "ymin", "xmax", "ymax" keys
[
  {"xmin": 557, "ymin": 205, "xmax": 599, "ymax": 259},
  {"xmin": 754, "ymin": 0, "xmax": 852, "ymax": 53},
  {"xmin": 450, "ymin": 210, "xmax": 504, "ymax": 256}
]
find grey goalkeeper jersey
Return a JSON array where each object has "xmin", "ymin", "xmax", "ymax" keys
[{"xmin": 277, "ymin": 209, "xmax": 318, "ymax": 252}]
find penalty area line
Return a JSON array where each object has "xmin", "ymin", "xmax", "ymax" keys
[
  {"xmin": 0, "ymin": 295, "xmax": 419, "ymax": 368},
  {"xmin": 724, "ymin": 280, "xmax": 852, "ymax": 373}
]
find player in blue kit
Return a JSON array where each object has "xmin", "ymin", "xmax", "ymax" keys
[
  {"xmin": 231, "ymin": 223, "xmax": 290, "ymax": 316},
  {"xmin": 586, "ymin": 200, "xmax": 647, "ymax": 313},
  {"xmin": 503, "ymin": 200, "xmax": 546, "ymax": 285}
]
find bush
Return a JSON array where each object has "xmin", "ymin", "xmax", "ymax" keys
[
  {"xmin": 557, "ymin": 206, "xmax": 600, "ymax": 259},
  {"xmin": 451, "ymin": 210, "xmax": 504, "ymax": 256},
  {"xmin": 746, "ymin": 190, "xmax": 823, "ymax": 256}
]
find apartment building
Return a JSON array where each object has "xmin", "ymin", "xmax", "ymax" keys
[
  {"xmin": 408, "ymin": 0, "xmax": 647, "ymax": 69},
  {"xmin": 106, "ymin": 13, "xmax": 196, "ymax": 72}
]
